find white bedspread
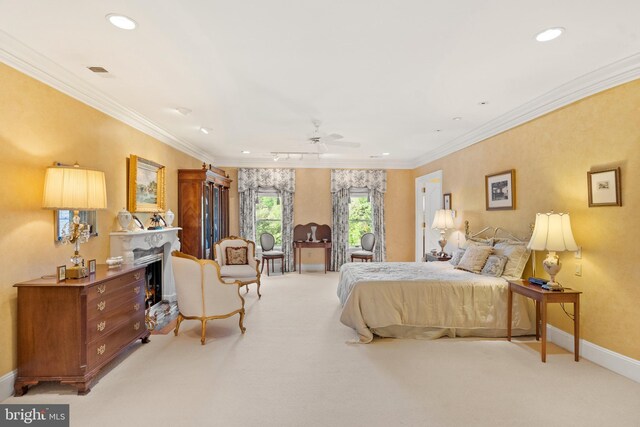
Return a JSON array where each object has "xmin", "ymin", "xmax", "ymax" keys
[{"xmin": 338, "ymin": 262, "xmax": 532, "ymax": 343}]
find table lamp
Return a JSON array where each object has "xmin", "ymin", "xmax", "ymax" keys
[
  {"xmin": 431, "ymin": 209, "xmax": 455, "ymax": 257},
  {"xmin": 43, "ymin": 163, "xmax": 107, "ymax": 278},
  {"xmin": 527, "ymin": 212, "xmax": 578, "ymax": 291}
]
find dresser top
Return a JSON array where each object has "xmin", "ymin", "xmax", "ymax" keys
[{"xmin": 15, "ymin": 264, "xmax": 145, "ymax": 288}]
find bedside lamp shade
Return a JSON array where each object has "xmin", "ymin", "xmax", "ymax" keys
[
  {"xmin": 528, "ymin": 212, "xmax": 578, "ymax": 290},
  {"xmin": 43, "ymin": 166, "xmax": 107, "ymax": 210},
  {"xmin": 431, "ymin": 209, "xmax": 455, "ymax": 230}
]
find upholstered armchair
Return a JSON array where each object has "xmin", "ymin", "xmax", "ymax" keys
[
  {"xmin": 171, "ymin": 251, "xmax": 246, "ymax": 345},
  {"xmin": 214, "ymin": 236, "xmax": 262, "ymax": 298},
  {"xmin": 351, "ymin": 232, "xmax": 375, "ymax": 262}
]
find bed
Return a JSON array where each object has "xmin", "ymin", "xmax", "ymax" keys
[{"xmin": 338, "ymin": 225, "xmax": 534, "ymax": 343}]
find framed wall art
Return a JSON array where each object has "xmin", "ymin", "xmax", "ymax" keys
[
  {"xmin": 588, "ymin": 168, "xmax": 621, "ymax": 207},
  {"xmin": 443, "ymin": 193, "xmax": 451, "ymax": 210},
  {"xmin": 57, "ymin": 265, "xmax": 66, "ymax": 282},
  {"xmin": 88, "ymin": 259, "xmax": 97, "ymax": 275},
  {"xmin": 128, "ymin": 155, "xmax": 166, "ymax": 213},
  {"xmin": 485, "ymin": 169, "xmax": 516, "ymax": 211}
]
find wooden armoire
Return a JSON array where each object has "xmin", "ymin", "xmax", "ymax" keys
[{"xmin": 178, "ymin": 165, "xmax": 231, "ymax": 259}]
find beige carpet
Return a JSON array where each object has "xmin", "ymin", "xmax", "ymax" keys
[{"xmin": 5, "ymin": 271, "xmax": 640, "ymax": 426}]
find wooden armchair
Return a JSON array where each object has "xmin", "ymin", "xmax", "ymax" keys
[{"xmin": 214, "ymin": 236, "xmax": 262, "ymax": 298}]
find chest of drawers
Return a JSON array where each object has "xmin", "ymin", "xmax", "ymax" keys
[{"xmin": 13, "ymin": 264, "xmax": 149, "ymax": 396}]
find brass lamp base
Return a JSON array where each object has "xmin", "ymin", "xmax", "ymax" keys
[{"xmin": 66, "ymin": 265, "xmax": 88, "ymax": 279}]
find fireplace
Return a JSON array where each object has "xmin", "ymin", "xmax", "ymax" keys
[{"xmin": 133, "ymin": 248, "xmax": 164, "ymax": 308}]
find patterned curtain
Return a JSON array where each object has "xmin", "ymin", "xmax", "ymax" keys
[
  {"xmin": 281, "ymin": 190, "xmax": 294, "ymax": 271},
  {"xmin": 331, "ymin": 188, "xmax": 350, "ymax": 271},
  {"xmin": 371, "ymin": 189, "xmax": 386, "ymax": 262},
  {"xmin": 331, "ymin": 169, "xmax": 387, "ymax": 270},
  {"xmin": 239, "ymin": 188, "xmax": 257, "ymax": 243},
  {"xmin": 238, "ymin": 168, "xmax": 295, "ymax": 272}
]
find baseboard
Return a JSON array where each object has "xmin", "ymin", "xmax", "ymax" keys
[
  {"xmin": 295, "ymin": 263, "xmax": 330, "ymax": 272},
  {"xmin": 547, "ymin": 325, "xmax": 640, "ymax": 383},
  {"xmin": 0, "ymin": 370, "xmax": 16, "ymax": 401}
]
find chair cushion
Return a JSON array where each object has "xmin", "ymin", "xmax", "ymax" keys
[
  {"xmin": 263, "ymin": 250, "xmax": 284, "ymax": 256},
  {"xmin": 225, "ymin": 247, "xmax": 248, "ymax": 265},
  {"xmin": 220, "ymin": 264, "xmax": 257, "ymax": 278},
  {"xmin": 352, "ymin": 250, "xmax": 373, "ymax": 256}
]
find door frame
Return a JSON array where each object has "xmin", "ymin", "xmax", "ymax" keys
[{"xmin": 415, "ymin": 170, "xmax": 442, "ymax": 261}]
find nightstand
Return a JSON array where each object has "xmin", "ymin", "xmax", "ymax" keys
[
  {"xmin": 425, "ymin": 254, "xmax": 452, "ymax": 262},
  {"xmin": 507, "ymin": 279, "xmax": 581, "ymax": 363}
]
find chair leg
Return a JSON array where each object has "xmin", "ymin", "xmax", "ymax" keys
[
  {"xmin": 266, "ymin": 258, "xmax": 270, "ymax": 276},
  {"xmin": 281, "ymin": 256, "xmax": 284, "ymax": 274},
  {"xmin": 257, "ymin": 277, "xmax": 262, "ymax": 299},
  {"xmin": 174, "ymin": 313, "xmax": 184, "ymax": 336},
  {"xmin": 200, "ymin": 319, "xmax": 207, "ymax": 345},
  {"xmin": 239, "ymin": 309, "xmax": 246, "ymax": 333},
  {"xmin": 261, "ymin": 258, "xmax": 265, "ymax": 274}
]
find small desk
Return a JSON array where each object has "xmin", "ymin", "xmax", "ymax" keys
[
  {"xmin": 293, "ymin": 241, "xmax": 332, "ymax": 273},
  {"xmin": 507, "ymin": 280, "xmax": 581, "ymax": 363}
]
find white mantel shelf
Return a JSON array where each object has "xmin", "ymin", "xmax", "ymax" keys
[{"xmin": 110, "ymin": 227, "xmax": 181, "ymax": 300}]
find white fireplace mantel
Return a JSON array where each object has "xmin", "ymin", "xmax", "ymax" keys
[{"xmin": 110, "ymin": 227, "xmax": 181, "ymax": 300}]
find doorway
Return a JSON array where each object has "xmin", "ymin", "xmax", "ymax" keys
[{"xmin": 415, "ymin": 171, "xmax": 442, "ymax": 261}]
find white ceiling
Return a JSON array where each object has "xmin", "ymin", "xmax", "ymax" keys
[{"xmin": 1, "ymin": 1, "xmax": 640, "ymax": 168}]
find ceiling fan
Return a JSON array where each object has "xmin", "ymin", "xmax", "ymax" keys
[{"xmin": 305, "ymin": 119, "xmax": 361, "ymax": 153}]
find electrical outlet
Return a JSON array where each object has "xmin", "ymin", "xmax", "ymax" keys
[
  {"xmin": 574, "ymin": 246, "xmax": 582, "ymax": 259},
  {"xmin": 575, "ymin": 264, "xmax": 582, "ymax": 276}
]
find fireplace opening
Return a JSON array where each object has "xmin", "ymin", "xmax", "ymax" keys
[{"xmin": 133, "ymin": 248, "xmax": 164, "ymax": 308}]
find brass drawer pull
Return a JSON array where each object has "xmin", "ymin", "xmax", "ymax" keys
[
  {"xmin": 97, "ymin": 284, "xmax": 106, "ymax": 294},
  {"xmin": 134, "ymin": 286, "xmax": 140, "ymax": 295},
  {"xmin": 134, "ymin": 272, "xmax": 142, "ymax": 280},
  {"xmin": 97, "ymin": 321, "xmax": 106, "ymax": 332},
  {"xmin": 97, "ymin": 344, "xmax": 106, "ymax": 355},
  {"xmin": 97, "ymin": 301, "xmax": 106, "ymax": 311},
  {"xmin": 133, "ymin": 303, "xmax": 141, "ymax": 311},
  {"xmin": 134, "ymin": 321, "xmax": 140, "ymax": 331}
]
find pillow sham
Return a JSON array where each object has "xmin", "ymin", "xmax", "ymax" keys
[
  {"xmin": 480, "ymin": 254, "xmax": 508, "ymax": 277},
  {"xmin": 462, "ymin": 237, "xmax": 493, "ymax": 249},
  {"xmin": 493, "ymin": 241, "xmax": 530, "ymax": 279},
  {"xmin": 455, "ymin": 245, "xmax": 493, "ymax": 273},
  {"xmin": 225, "ymin": 246, "xmax": 248, "ymax": 265},
  {"xmin": 449, "ymin": 249, "xmax": 466, "ymax": 266}
]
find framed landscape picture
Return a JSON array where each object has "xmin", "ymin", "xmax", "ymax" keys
[
  {"xmin": 485, "ymin": 169, "xmax": 516, "ymax": 211},
  {"xmin": 128, "ymin": 155, "xmax": 166, "ymax": 212},
  {"xmin": 588, "ymin": 168, "xmax": 621, "ymax": 207}
]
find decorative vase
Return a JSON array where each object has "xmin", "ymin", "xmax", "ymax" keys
[
  {"xmin": 117, "ymin": 208, "xmax": 132, "ymax": 232},
  {"xmin": 165, "ymin": 209, "xmax": 175, "ymax": 227},
  {"xmin": 311, "ymin": 225, "xmax": 317, "ymax": 242},
  {"xmin": 307, "ymin": 232, "xmax": 312, "ymax": 241}
]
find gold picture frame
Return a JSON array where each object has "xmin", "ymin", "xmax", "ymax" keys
[
  {"xmin": 485, "ymin": 169, "xmax": 516, "ymax": 211},
  {"xmin": 128, "ymin": 155, "xmax": 166, "ymax": 213},
  {"xmin": 588, "ymin": 168, "xmax": 621, "ymax": 207}
]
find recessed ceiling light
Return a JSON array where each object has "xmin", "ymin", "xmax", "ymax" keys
[
  {"xmin": 535, "ymin": 27, "xmax": 564, "ymax": 42},
  {"xmin": 435, "ymin": 129, "xmax": 442, "ymax": 132},
  {"xmin": 452, "ymin": 117, "xmax": 462, "ymax": 121},
  {"xmin": 106, "ymin": 14, "xmax": 137, "ymax": 30},
  {"xmin": 478, "ymin": 101, "xmax": 489, "ymax": 105},
  {"xmin": 241, "ymin": 150, "xmax": 250, "ymax": 154},
  {"xmin": 199, "ymin": 127, "xmax": 212, "ymax": 135},
  {"xmin": 175, "ymin": 107, "xmax": 192, "ymax": 116},
  {"xmin": 382, "ymin": 152, "xmax": 390, "ymax": 156}
]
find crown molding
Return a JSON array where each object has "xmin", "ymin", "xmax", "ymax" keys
[
  {"xmin": 412, "ymin": 53, "xmax": 640, "ymax": 169},
  {"xmin": 0, "ymin": 31, "xmax": 215, "ymax": 164},
  {"xmin": 215, "ymin": 155, "xmax": 414, "ymax": 169}
]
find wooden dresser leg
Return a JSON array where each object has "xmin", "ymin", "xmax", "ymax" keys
[{"xmin": 13, "ymin": 380, "xmax": 34, "ymax": 397}]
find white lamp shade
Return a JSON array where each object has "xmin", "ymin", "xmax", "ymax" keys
[
  {"xmin": 527, "ymin": 212, "xmax": 578, "ymax": 252},
  {"xmin": 42, "ymin": 166, "xmax": 107, "ymax": 210},
  {"xmin": 431, "ymin": 209, "xmax": 455, "ymax": 230}
]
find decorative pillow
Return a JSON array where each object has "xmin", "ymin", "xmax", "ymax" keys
[
  {"xmin": 493, "ymin": 242, "xmax": 530, "ymax": 279},
  {"xmin": 480, "ymin": 255, "xmax": 508, "ymax": 277},
  {"xmin": 449, "ymin": 249, "xmax": 466, "ymax": 266},
  {"xmin": 462, "ymin": 237, "xmax": 493, "ymax": 249},
  {"xmin": 225, "ymin": 247, "xmax": 248, "ymax": 265},
  {"xmin": 455, "ymin": 245, "xmax": 493, "ymax": 273}
]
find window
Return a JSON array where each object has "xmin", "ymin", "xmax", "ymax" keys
[
  {"xmin": 256, "ymin": 192, "xmax": 282, "ymax": 247},
  {"xmin": 348, "ymin": 190, "xmax": 372, "ymax": 247}
]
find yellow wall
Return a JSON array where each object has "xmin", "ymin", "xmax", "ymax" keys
[
  {"xmin": 222, "ymin": 168, "xmax": 415, "ymax": 264},
  {"xmin": 414, "ymin": 79, "xmax": 640, "ymax": 360},
  {"xmin": 0, "ymin": 63, "xmax": 202, "ymax": 377}
]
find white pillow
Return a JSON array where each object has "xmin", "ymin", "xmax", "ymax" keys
[
  {"xmin": 449, "ymin": 249, "xmax": 466, "ymax": 266},
  {"xmin": 493, "ymin": 241, "xmax": 530, "ymax": 279},
  {"xmin": 455, "ymin": 245, "xmax": 493, "ymax": 273}
]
